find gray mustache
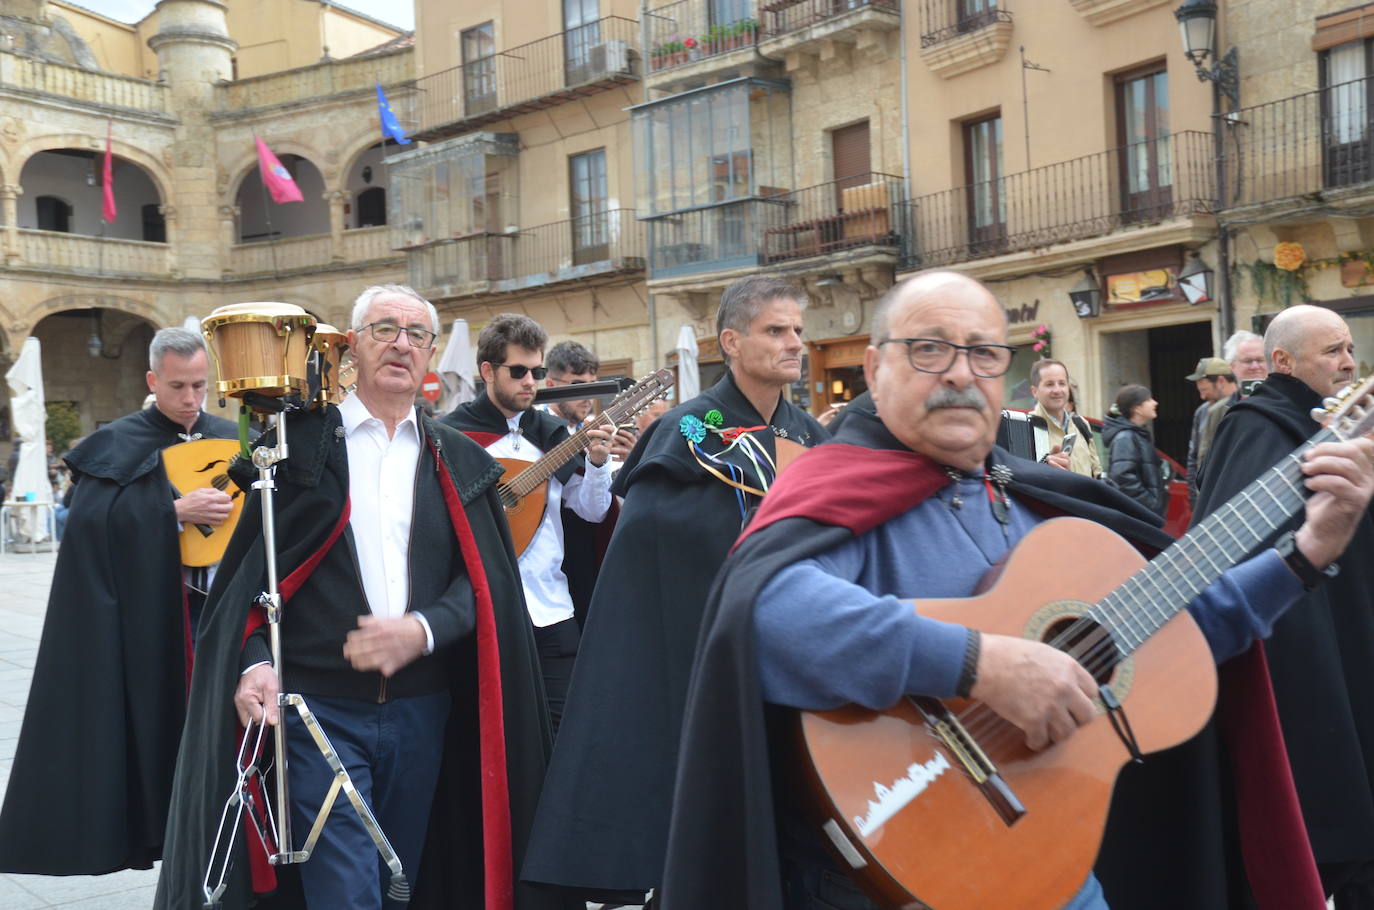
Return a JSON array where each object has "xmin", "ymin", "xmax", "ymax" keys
[{"xmin": 926, "ymin": 386, "xmax": 989, "ymax": 411}]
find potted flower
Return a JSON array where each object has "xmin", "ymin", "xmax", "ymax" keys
[
  {"xmin": 651, "ymin": 36, "xmax": 687, "ymax": 69},
  {"xmin": 1031, "ymin": 323, "xmax": 1052, "ymax": 358},
  {"xmin": 705, "ymin": 24, "xmax": 731, "ymax": 52},
  {"xmin": 683, "ymin": 35, "xmax": 699, "ymax": 60}
]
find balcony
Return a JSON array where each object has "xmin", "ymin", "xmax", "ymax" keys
[
  {"xmin": 340, "ymin": 226, "xmax": 400, "ymax": 263},
  {"xmin": 408, "ymin": 209, "xmax": 645, "ymax": 299},
  {"xmin": 0, "ymin": 49, "xmax": 170, "ymax": 117},
  {"xmin": 918, "ymin": 0, "xmax": 1013, "ymax": 78},
  {"xmin": 645, "ymin": 1, "xmax": 758, "ymax": 75},
  {"xmin": 898, "ymin": 131, "xmax": 1214, "ymax": 270},
  {"xmin": 761, "ymin": 0, "xmax": 899, "ymax": 41},
  {"xmin": 16, "ymin": 229, "xmax": 170, "ymax": 277},
  {"xmin": 412, "ymin": 17, "xmax": 640, "ymax": 141},
  {"xmin": 1219, "ymin": 76, "xmax": 1374, "ymax": 214},
  {"xmin": 217, "ymin": 48, "xmax": 413, "ymax": 113},
  {"xmin": 229, "ymin": 233, "xmax": 333, "ymax": 276},
  {"xmin": 647, "ymin": 173, "xmax": 904, "ymax": 277}
]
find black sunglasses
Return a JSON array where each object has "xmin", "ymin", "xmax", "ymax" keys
[{"xmin": 493, "ymin": 363, "xmax": 548, "ymax": 380}]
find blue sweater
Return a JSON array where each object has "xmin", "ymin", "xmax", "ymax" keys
[{"xmin": 756, "ymin": 471, "xmax": 1302, "ymax": 711}]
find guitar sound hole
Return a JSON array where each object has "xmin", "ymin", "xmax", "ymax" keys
[{"xmin": 1042, "ymin": 616, "xmax": 1119, "ymax": 685}]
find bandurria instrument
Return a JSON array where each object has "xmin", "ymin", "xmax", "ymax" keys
[
  {"xmin": 796, "ymin": 375, "xmax": 1374, "ymax": 910},
  {"xmin": 497, "ymin": 368, "xmax": 674, "ymax": 555},
  {"xmin": 200, "ymin": 304, "xmax": 410, "ymax": 908},
  {"xmin": 162, "ymin": 438, "xmax": 245, "ymax": 567}
]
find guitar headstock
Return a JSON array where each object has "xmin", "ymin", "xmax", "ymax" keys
[
  {"xmin": 1313, "ymin": 374, "xmax": 1374, "ymax": 440},
  {"xmin": 605, "ymin": 368, "xmax": 676, "ymax": 424}
]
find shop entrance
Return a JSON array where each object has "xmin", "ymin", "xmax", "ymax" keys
[{"xmin": 1100, "ymin": 321, "xmax": 1213, "ymax": 465}]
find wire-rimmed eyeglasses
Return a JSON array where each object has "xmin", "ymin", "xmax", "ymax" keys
[
  {"xmin": 879, "ymin": 338, "xmax": 1017, "ymax": 378},
  {"xmin": 362, "ymin": 321, "xmax": 437, "ymax": 350}
]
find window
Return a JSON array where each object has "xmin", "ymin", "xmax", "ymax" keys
[
  {"xmin": 831, "ymin": 120, "xmax": 872, "ymax": 208},
  {"xmin": 570, "ymin": 149, "xmax": 609, "ymax": 264},
  {"xmin": 462, "ymin": 23, "xmax": 496, "ymax": 116},
  {"xmin": 1322, "ymin": 39, "xmax": 1373, "ymax": 187},
  {"xmin": 958, "ymin": 0, "xmax": 999, "ymax": 32},
  {"xmin": 963, "ymin": 115, "xmax": 1004, "ymax": 252},
  {"xmin": 356, "ymin": 187, "xmax": 387, "ymax": 228},
  {"xmin": 1116, "ymin": 67, "xmax": 1171, "ymax": 221},
  {"xmin": 36, "ymin": 196, "xmax": 71, "ymax": 233},
  {"xmin": 564, "ymin": 0, "xmax": 600, "ymax": 86},
  {"xmin": 141, "ymin": 203, "xmax": 165, "ymax": 242}
]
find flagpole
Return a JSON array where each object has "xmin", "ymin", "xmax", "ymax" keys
[{"xmin": 258, "ymin": 160, "xmax": 280, "ymax": 278}]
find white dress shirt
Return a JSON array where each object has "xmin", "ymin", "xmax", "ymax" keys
[
  {"xmin": 339, "ymin": 393, "xmax": 434, "ymax": 651},
  {"xmin": 485, "ymin": 413, "xmax": 612, "ymax": 627}
]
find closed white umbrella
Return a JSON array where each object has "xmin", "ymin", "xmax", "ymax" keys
[
  {"xmin": 675, "ymin": 324, "xmax": 700, "ymax": 402},
  {"xmin": 437, "ymin": 318, "xmax": 477, "ymax": 414},
  {"xmin": 6, "ymin": 337, "xmax": 53, "ymax": 542}
]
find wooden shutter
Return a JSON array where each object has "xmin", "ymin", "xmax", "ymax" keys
[{"xmin": 832, "ymin": 121, "xmax": 871, "ymax": 209}]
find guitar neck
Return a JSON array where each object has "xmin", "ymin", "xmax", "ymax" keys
[{"xmin": 1094, "ymin": 426, "xmax": 1337, "ymax": 655}]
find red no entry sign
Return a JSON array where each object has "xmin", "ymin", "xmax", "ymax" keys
[{"xmin": 421, "ymin": 372, "xmax": 442, "ymax": 402}]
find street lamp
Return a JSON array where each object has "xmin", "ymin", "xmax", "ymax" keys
[
  {"xmin": 1174, "ymin": 0, "xmax": 1239, "ymax": 108},
  {"xmin": 1178, "ymin": 256, "xmax": 1214, "ymax": 305},
  {"xmin": 1069, "ymin": 271, "xmax": 1101, "ymax": 319}
]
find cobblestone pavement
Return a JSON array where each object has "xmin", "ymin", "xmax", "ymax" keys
[{"xmin": 0, "ymin": 550, "xmax": 160, "ymax": 909}]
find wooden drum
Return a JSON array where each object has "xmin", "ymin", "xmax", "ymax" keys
[
  {"xmin": 202, "ymin": 302, "xmax": 316, "ymax": 399},
  {"xmin": 310, "ymin": 324, "xmax": 350, "ymax": 406}
]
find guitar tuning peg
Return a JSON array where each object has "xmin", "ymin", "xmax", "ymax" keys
[
  {"xmin": 1311, "ymin": 407, "xmax": 1328, "ymax": 421},
  {"xmin": 1323, "ymin": 396, "xmax": 1342, "ymax": 411}
]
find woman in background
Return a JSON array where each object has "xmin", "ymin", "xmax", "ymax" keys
[{"xmin": 1103, "ymin": 383, "xmax": 1166, "ymax": 516}]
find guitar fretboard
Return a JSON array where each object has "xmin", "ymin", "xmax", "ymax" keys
[{"xmin": 1089, "ymin": 427, "xmax": 1338, "ymax": 655}]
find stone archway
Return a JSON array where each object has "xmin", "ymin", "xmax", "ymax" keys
[{"xmin": 32, "ymin": 306, "xmax": 159, "ymax": 434}]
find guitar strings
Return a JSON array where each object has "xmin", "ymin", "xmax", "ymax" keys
[{"xmin": 945, "ymin": 441, "xmax": 1326, "ymax": 757}]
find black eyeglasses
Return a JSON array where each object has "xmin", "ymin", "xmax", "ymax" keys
[
  {"xmin": 880, "ymin": 338, "xmax": 1017, "ymax": 378},
  {"xmin": 493, "ymin": 363, "xmax": 548, "ymax": 380},
  {"xmin": 362, "ymin": 322, "xmax": 437, "ymax": 350}
]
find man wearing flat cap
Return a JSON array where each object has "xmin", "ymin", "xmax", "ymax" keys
[{"xmin": 1184, "ymin": 356, "xmax": 1237, "ymax": 504}]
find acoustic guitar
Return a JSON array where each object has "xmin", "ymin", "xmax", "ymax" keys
[
  {"xmin": 162, "ymin": 438, "xmax": 245, "ymax": 567},
  {"xmin": 497, "ymin": 368, "xmax": 674, "ymax": 555},
  {"xmin": 796, "ymin": 375, "xmax": 1374, "ymax": 910}
]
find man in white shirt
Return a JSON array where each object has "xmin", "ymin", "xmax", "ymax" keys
[
  {"xmin": 443, "ymin": 313, "xmax": 616, "ymax": 735},
  {"xmin": 157, "ymin": 285, "xmax": 558, "ymax": 910}
]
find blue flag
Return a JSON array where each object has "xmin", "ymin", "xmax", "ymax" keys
[{"xmin": 376, "ymin": 83, "xmax": 412, "ymax": 145}]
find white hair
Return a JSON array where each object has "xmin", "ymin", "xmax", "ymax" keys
[
  {"xmin": 1222, "ymin": 330, "xmax": 1262, "ymax": 363},
  {"xmin": 350, "ymin": 284, "xmax": 440, "ymax": 334}
]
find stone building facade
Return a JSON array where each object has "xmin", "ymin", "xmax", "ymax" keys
[{"xmin": 0, "ymin": 0, "xmax": 411, "ymax": 443}]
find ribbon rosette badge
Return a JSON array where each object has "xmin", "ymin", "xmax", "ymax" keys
[
  {"xmin": 704, "ymin": 409, "xmax": 724, "ymax": 428},
  {"xmin": 679, "ymin": 414, "xmax": 707, "ymax": 444}
]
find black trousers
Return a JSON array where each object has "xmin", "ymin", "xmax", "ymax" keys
[{"xmin": 533, "ymin": 617, "xmax": 580, "ymax": 739}]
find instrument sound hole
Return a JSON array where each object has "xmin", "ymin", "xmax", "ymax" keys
[{"xmin": 1042, "ymin": 616, "xmax": 1119, "ymax": 685}]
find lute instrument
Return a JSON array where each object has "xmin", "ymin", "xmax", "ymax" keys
[
  {"xmin": 796, "ymin": 375, "xmax": 1374, "ymax": 910},
  {"xmin": 162, "ymin": 438, "xmax": 245, "ymax": 567},
  {"xmin": 497, "ymin": 368, "xmax": 674, "ymax": 555}
]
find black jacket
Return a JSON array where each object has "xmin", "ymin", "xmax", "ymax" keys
[
  {"xmin": 0, "ymin": 407, "xmax": 236, "ymax": 875},
  {"xmin": 1103, "ymin": 415, "xmax": 1166, "ymax": 516},
  {"xmin": 521, "ymin": 372, "xmax": 826, "ymax": 896}
]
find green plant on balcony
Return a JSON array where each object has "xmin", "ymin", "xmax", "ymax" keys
[
  {"xmin": 734, "ymin": 18, "xmax": 759, "ymax": 42},
  {"xmin": 650, "ymin": 36, "xmax": 689, "ymax": 69}
]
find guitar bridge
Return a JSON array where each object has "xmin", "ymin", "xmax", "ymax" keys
[{"xmin": 910, "ymin": 696, "xmax": 1026, "ymax": 827}]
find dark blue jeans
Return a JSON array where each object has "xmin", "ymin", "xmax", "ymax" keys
[{"xmin": 286, "ymin": 691, "xmax": 450, "ymax": 910}]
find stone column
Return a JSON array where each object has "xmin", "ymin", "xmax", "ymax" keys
[
  {"xmin": 218, "ymin": 204, "xmax": 239, "ymax": 275},
  {"xmin": 159, "ymin": 203, "xmax": 179, "ymax": 276},
  {"xmin": 326, "ymin": 189, "xmax": 348, "ymax": 263},
  {"xmin": 1, "ymin": 184, "xmax": 22, "ymax": 263}
]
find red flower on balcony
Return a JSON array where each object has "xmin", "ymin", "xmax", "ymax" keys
[{"xmin": 683, "ymin": 36, "xmax": 698, "ymax": 48}]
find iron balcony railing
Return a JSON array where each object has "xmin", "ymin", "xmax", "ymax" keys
[
  {"xmin": 646, "ymin": 172, "xmax": 905, "ymax": 276},
  {"xmin": 408, "ymin": 208, "xmax": 644, "ymax": 293},
  {"xmin": 1219, "ymin": 75, "xmax": 1374, "ymax": 210},
  {"xmin": 898, "ymin": 131, "xmax": 1214, "ymax": 270},
  {"xmin": 919, "ymin": 0, "xmax": 1011, "ymax": 47},
  {"xmin": 646, "ymin": 0, "xmax": 759, "ymax": 73},
  {"xmin": 762, "ymin": 0, "xmax": 898, "ymax": 38},
  {"xmin": 413, "ymin": 16, "xmax": 639, "ymax": 137}
]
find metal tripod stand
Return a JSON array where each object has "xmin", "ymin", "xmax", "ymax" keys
[{"xmin": 203, "ymin": 402, "xmax": 409, "ymax": 908}]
